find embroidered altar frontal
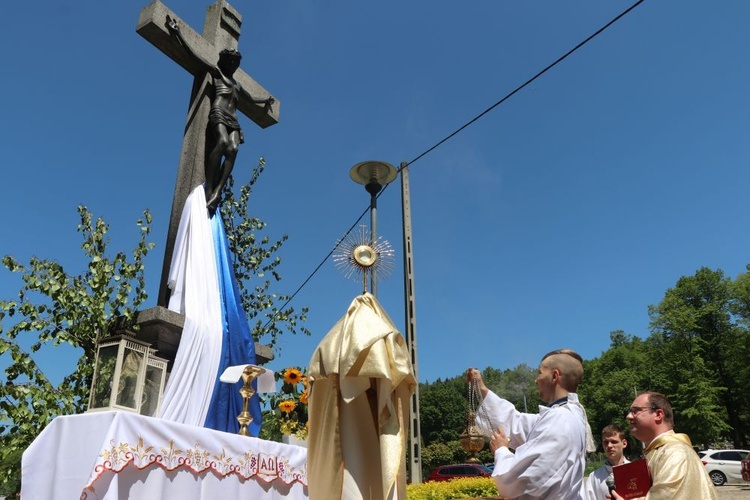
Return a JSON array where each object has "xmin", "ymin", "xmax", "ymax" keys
[{"xmin": 22, "ymin": 411, "xmax": 308, "ymax": 499}]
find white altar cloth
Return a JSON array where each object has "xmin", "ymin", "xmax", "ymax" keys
[{"xmin": 22, "ymin": 411, "xmax": 308, "ymax": 499}]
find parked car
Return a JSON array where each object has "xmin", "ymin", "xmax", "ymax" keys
[
  {"xmin": 742, "ymin": 456, "xmax": 749, "ymax": 482},
  {"xmin": 426, "ymin": 463, "xmax": 493, "ymax": 482},
  {"xmin": 700, "ymin": 449, "xmax": 750, "ymax": 485}
]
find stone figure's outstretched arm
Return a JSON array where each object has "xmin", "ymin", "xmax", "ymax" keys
[
  {"xmin": 166, "ymin": 15, "xmax": 215, "ymax": 73},
  {"xmin": 252, "ymin": 95, "xmax": 275, "ymax": 112}
]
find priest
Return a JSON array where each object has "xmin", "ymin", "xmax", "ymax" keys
[{"xmin": 612, "ymin": 392, "xmax": 717, "ymax": 500}]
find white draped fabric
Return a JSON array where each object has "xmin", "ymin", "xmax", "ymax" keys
[
  {"xmin": 159, "ymin": 185, "xmax": 223, "ymax": 426},
  {"xmin": 21, "ymin": 411, "xmax": 308, "ymax": 499}
]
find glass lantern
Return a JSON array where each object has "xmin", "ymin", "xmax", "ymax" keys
[
  {"xmin": 140, "ymin": 353, "xmax": 168, "ymax": 417},
  {"xmin": 88, "ymin": 333, "xmax": 168, "ymax": 416}
]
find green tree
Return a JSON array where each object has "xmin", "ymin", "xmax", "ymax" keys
[
  {"xmin": 729, "ymin": 266, "xmax": 750, "ymax": 446},
  {"xmin": 481, "ymin": 364, "xmax": 541, "ymax": 411},
  {"xmin": 0, "ymin": 206, "xmax": 153, "ymax": 495},
  {"xmin": 578, "ymin": 330, "xmax": 654, "ymax": 452},
  {"xmin": 219, "ymin": 158, "xmax": 310, "ymax": 348},
  {"xmin": 419, "ymin": 379, "xmax": 469, "ymax": 446},
  {"xmin": 648, "ymin": 267, "xmax": 740, "ymax": 447},
  {"xmin": 729, "ymin": 264, "xmax": 750, "ymax": 328}
]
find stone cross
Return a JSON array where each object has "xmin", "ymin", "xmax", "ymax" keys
[{"xmin": 136, "ymin": 0, "xmax": 280, "ymax": 307}]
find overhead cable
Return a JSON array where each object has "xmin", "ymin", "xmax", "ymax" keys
[{"xmin": 262, "ymin": 0, "xmax": 646, "ymax": 331}]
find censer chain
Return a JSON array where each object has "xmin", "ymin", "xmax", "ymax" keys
[{"xmin": 469, "ymin": 373, "xmax": 494, "ymax": 437}]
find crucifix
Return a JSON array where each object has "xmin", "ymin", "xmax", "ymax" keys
[{"xmin": 136, "ymin": 0, "xmax": 279, "ymax": 307}]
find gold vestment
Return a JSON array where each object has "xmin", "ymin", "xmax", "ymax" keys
[{"xmin": 641, "ymin": 430, "xmax": 717, "ymax": 500}]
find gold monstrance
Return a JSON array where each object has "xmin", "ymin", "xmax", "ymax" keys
[{"xmin": 333, "ymin": 224, "xmax": 394, "ymax": 293}]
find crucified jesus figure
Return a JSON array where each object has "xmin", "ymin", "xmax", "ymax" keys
[{"xmin": 167, "ymin": 15, "xmax": 274, "ymax": 213}]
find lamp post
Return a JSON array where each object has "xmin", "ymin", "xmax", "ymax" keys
[
  {"xmin": 510, "ymin": 382, "xmax": 529, "ymax": 413},
  {"xmin": 349, "ymin": 160, "xmax": 397, "ymax": 297},
  {"xmin": 348, "ymin": 159, "xmax": 423, "ymax": 483}
]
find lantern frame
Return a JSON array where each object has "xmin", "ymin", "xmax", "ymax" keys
[{"xmin": 87, "ymin": 333, "xmax": 168, "ymax": 416}]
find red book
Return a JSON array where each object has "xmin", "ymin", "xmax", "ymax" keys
[{"xmin": 613, "ymin": 459, "xmax": 651, "ymax": 499}]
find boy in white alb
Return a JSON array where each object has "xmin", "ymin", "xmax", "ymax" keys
[{"xmin": 584, "ymin": 425, "xmax": 629, "ymax": 499}]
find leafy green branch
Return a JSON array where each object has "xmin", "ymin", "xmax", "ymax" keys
[{"xmin": 219, "ymin": 158, "xmax": 311, "ymax": 349}]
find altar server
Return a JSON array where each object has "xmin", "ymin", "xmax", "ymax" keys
[
  {"xmin": 468, "ymin": 348, "xmax": 594, "ymax": 499},
  {"xmin": 583, "ymin": 424, "xmax": 629, "ymax": 499}
]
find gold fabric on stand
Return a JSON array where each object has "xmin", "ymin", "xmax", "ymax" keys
[{"xmin": 307, "ymin": 293, "xmax": 416, "ymax": 500}]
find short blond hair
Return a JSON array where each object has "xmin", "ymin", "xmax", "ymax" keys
[{"xmin": 541, "ymin": 348, "xmax": 583, "ymax": 392}]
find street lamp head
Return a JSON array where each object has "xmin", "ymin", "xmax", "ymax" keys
[
  {"xmin": 349, "ymin": 161, "xmax": 398, "ymax": 196},
  {"xmin": 347, "ymin": 160, "xmax": 397, "ymax": 296}
]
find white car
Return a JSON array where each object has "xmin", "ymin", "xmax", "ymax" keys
[{"xmin": 699, "ymin": 449, "xmax": 750, "ymax": 485}]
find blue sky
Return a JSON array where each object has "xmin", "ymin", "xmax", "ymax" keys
[{"xmin": 1, "ymin": 0, "xmax": 749, "ymax": 386}]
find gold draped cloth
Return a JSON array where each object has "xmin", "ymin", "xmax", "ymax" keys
[
  {"xmin": 641, "ymin": 430, "xmax": 717, "ymax": 500},
  {"xmin": 307, "ymin": 293, "xmax": 416, "ymax": 500}
]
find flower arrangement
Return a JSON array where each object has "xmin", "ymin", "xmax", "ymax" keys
[{"xmin": 264, "ymin": 366, "xmax": 309, "ymax": 440}]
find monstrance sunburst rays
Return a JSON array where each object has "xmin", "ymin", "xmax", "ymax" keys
[{"xmin": 333, "ymin": 224, "xmax": 395, "ymax": 292}]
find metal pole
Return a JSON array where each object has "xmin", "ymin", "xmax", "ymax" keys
[
  {"xmin": 350, "ymin": 160, "xmax": 397, "ymax": 298},
  {"xmin": 370, "ymin": 191, "xmax": 378, "ymax": 296},
  {"xmin": 401, "ymin": 163, "xmax": 422, "ymax": 483}
]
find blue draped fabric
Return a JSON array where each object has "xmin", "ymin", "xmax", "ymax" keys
[{"xmin": 203, "ymin": 213, "xmax": 262, "ymax": 435}]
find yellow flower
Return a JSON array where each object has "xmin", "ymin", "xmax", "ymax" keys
[
  {"xmin": 278, "ymin": 399, "xmax": 297, "ymax": 414},
  {"xmin": 301, "ymin": 376, "xmax": 308, "ymax": 388},
  {"xmin": 299, "ymin": 389, "xmax": 308, "ymax": 404},
  {"xmin": 284, "ymin": 368, "xmax": 303, "ymax": 385},
  {"xmin": 280, "ymin": 420, "xmax": 297, "ymax": 435},
  {"xmin": 295, "ymin": 426, "xmax": 309, "ymax": 440}
]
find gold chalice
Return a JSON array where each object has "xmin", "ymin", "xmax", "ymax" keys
[{"xmin": 237, "ymin": 365, "xmax": 264, "ymax": 436}]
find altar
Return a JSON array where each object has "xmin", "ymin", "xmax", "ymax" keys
[{"xmin": 21, "ymin": 411, "xmax": 308, "ymax": 499}]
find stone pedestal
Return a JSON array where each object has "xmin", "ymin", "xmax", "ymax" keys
[{"xmin": 135, "ymin": 306, "xmax": 273, "ymax": 370}]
